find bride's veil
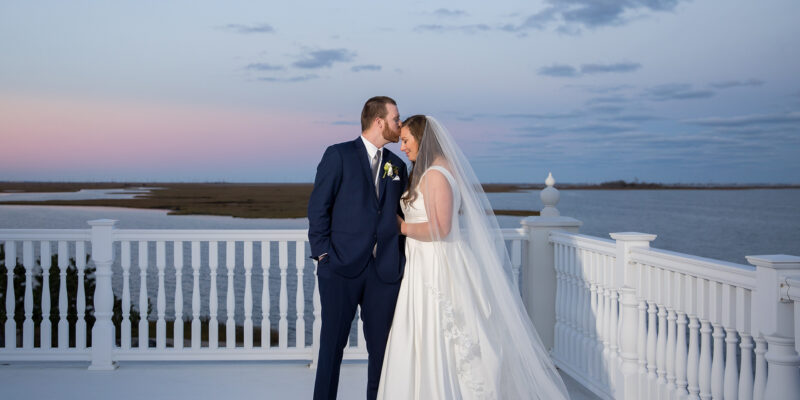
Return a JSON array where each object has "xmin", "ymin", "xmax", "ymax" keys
[{"xmin": 410, "ymin": 116, "xmax": 569, "ymax": 399}]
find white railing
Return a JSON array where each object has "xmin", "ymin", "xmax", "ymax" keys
[
  {"xmin": 2, "ymin": 174, "xmax": 798, "ymax": 400},
  {"xmin": 547, "ymin": 229, "xmax": 800, "ymax": 400},
  {"xmin": 0, "ymin": 223, "xmax": 526, "ymax": 368}
]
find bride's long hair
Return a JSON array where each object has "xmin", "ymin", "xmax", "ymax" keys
[{"xmin": 401, "ymin": 114, "xmax": 444, "ymax": 207}]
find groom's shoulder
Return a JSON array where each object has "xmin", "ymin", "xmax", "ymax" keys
[{"xmin": 327, "ymin": 138, "xmax": 360, "ymax": 153}]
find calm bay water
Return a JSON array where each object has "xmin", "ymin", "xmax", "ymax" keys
[{"xmin": 1, "ymin": 189, "xmax": 798, "ymax": 263}]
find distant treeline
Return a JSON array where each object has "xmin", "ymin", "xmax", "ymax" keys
[{"xmin": 482, "ymin": 180, "xmax": 800, "ymax": 192}]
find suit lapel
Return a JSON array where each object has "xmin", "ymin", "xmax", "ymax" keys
[
  {"xmin": 353, "ymin": 138, "xmax": 379, "ymax": 204},
  {"xmin": 377, "ymin": 151, "xmax": 392, "ymax": 204}
]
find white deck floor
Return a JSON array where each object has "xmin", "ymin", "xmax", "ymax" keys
[{"xmin": 0, "ymin": 360, "xmax": 600, "ymax": 399}]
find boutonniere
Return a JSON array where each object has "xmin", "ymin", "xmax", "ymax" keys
[{"xmin": 382, "ymin": 161, "xmax": 400, "ymax": 179}]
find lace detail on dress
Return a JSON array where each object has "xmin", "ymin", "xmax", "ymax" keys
[{"xmin": 425, "ymin": 283, "xmax": 487, "ymax": 398}]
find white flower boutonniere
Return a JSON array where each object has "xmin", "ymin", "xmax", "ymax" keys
[{"xmin": 382, "ymin": 161, "xmax": 400, "ymax": 179}]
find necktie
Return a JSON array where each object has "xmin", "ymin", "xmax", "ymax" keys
[
  {"xmin": 371, "ymin": 149, "xmax": 381, "ymax": 257},
  {"xmin": 372, "ymin": 150, "xmax": 382, "ymax": 196}
]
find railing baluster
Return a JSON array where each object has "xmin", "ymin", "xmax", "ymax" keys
[
  {"xmin": 646, "ymin": 265, "xmax": 658, "ymax": 396},
  {"xmin": 608, "ymin": 255, "xmax": 619, "ymax": 391},
  {"xmin": 675, "ymin": 272, "xmax": 689, "ymax": 397},
  {"xmin": 156, "ymin": 241, "xmax": 166, "ymax": 349},
  {"xmin": 244, "ymin": 241, "xmax": 253, "ymax": 349},
  {"xmin": 295, "ymin": 240, "xmax": 305, "ymax": 349},
  {"xmin": 173, "ymin": 241, "xmax": 184, "ymax": 350},
  {"xmin": 208, "ymin": 241, "xmax": 219, "ymax": 349},
  {"xmin": 278, "ymin": 241, "xmax": 288, "ymax": 349},
  {"xmin": 603, "ymin": 256, "xmax": 613, "ymax": 386},
  {"xmin": 665, "ymin": 270, "xmax": 677, "ymax": 396},
  {"xmin": 594, "ymin": 250, "xmax": 605, "ymax": 382},
  {"xmin": 225, "ymin": 241, "xmax": 235, "ymax": 349},
  {"xmin": 687, "ymin": 275, "xmax": 701, "ymax": 400},
  {"xmin": 511, "ymin": 240, "xmax": 522, "ymax": 294},
  {"xmin": 121, "ymin": 241, "xmax": 131, "ymax": 349},
  {"xmin": 3, "ymin": 241, "xmax": 15, "ymax": 349},
  {"xmin": 752, "ymin": 335, "xmax": 767, "ymax": 400},
  {"xmin": 698, "ymin": 278, "xmax": 712, "ymax": 400},
  {"xmin": 722, "ymin": 284, "xmax": 739, "ymax": 400},
  {"xmin": 22, "ymin": 241, "xmax": 34, "ymax": 349},
  {"xmin": 261, "ymin": 241, "xmax": 271, "ymax": 348},
  {"xmin": 588, "ymin": 251, "xmax": 599, "ymax": 380},
  {"xmin": 137, "ymin": 241, "xmax": 149, "ymax": 349},
  {"xmin": 57, "ymin": 241, "xmax": 69, "ymax": 349},
  {"xmin": 40, "ymin": 241, "xmax": 52, "ymax": 349},
  {"xmin": 737, "ymin": 287, "xmax": 754, "ymax": 400},
  {"xmin": 636, "ymin": 262, "xmax": 648, "ymax": 399},
  {"xmin": 656, "ymin": 268, "xmax": 668, "ymax": 390},
  {"xmin": 75, "ymin": 241, "xmax": 86, "ymax": 349},
  {"xmin": 710, "ymin": 281, "xmax": 724, "ymax": 399},
  {"xmin": 191, "ymin": 241, "xmax": 201, "ymax": 349},
  {"xmin": 554, "ymin": 243, "xmax": 563, "ymax": 359}
]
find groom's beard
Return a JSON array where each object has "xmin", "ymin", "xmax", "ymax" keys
[{"xmin": 382, "ymin": 124, "xmax": 400, "ymax": 143}]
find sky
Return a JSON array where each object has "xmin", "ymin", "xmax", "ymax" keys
[{"xmin": 1, "ymin": 1, "xmax": 798, "ymax": 184}]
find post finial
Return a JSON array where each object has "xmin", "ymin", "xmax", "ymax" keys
[{"xmin": 540, "ymin": 172, "xmax": 560, "ymax": 217}]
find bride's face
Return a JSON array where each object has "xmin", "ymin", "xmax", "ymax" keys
[{"xmin": 399, "ymin": 126, "xmax": 419, "ymax": 162}]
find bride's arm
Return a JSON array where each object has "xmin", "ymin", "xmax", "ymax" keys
[{"xmin": 401, "ymin": 170, "xmax": 453, "ymax": 241}]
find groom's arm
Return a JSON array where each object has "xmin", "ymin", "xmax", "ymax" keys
[{"xmin": 307, "ymin": 146, "xmax": 342, "ymax": 261}]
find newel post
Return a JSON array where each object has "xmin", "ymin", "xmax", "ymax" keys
[
  {"xmin": 88, "ymin": 219, "xmax": 118, "ymax": 370},
  {"xmin": 747, "ymin": 255, "xmax": 800, "ymax": 400},
  {"xmin": 610, "ymin": 232, "xmax": 657, "ymax": 400},
  {"xmin": 521, "ymin": 173, "xmax": 581, "ymax": 350}
]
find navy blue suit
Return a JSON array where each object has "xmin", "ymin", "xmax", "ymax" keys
[{"xmin": 308, "ymin": 137, "xmax": 408, "ymax": 400}]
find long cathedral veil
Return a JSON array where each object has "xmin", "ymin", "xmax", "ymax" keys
[{"xmin": 412, "ymin": 116, "xmax": 569, "ymax": 399}]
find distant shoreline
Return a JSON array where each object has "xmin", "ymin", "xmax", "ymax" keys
[{"xmin": 2, "ymin": 181, "xmax": 797, "ymax": 219}]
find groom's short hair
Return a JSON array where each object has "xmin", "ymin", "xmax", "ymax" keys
[{"xmin": 361, "ymin": 96, "xmax": 397, "ymax": 131}]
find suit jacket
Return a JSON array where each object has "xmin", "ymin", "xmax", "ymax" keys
[{"xmin": 308, "ymin": 137, "xmax": 408, "ymax": 283}]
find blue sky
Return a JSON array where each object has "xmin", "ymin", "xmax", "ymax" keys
[{"xmin": 1, "ymin": 1, "xmax": 798, "ymax": 183}]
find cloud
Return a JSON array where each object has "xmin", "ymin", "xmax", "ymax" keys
[
  {"xmin": 581, "ymin": 62, "xmax": 641, "ymax": 74},
  {"xmin": 222, "ymin": 23, "xmax": 275, "ymax": 34},
  {"xmin": 293, "ymin": 49, "xmax": 355, "ymax": 69},
  {"xmin": 709, "ymin": 79, "xmax": 765, "ymax": 89},
  {"xmin": 501, "ymin": 111, "xmax": 583, "ymax": 119},
  {"xmin": 586, "ymin": 95, "xmax": 631, "ymax": 104},
  {"xmin": 415, "ymin": 24, "xmax": 491, "ymax": 34},
  {"xmin": 607, "ymin": 115, "xmax": 661, "ymax": 122},
  {"xmin": 540, "ymin": 62, "xmax": 641, "ymax": 78},
  {"xmin": 433, "ymin": 8, "xmax": 468, "ymax": 17},
  {"xmin": 246, "ymin": 63, "xmax": 284, "ymax": 71},
  {"xmin": 644, "ymin": 83, "xmax": 715, "ymax": 101},
  {"xmin": 351, "ymin": 64, "xmax": 381, "ymax": 72},
  {"xmin": 258, "ymin": 74, "xmax": 319, "ymax": 83},
  {"xmin": 538, "ymin": 64, "xmax": 579, "ymax": 77},
  {"xmin": 331, "ymin": 120, "xmax": 359, "ymax": 126},
  {"xmin": 684, "ymin": 112, "xmax": 800, "ymax": 127},
  {"xmin": 504, "ymin": 0, "xmax": 685, "ymax": 32}
]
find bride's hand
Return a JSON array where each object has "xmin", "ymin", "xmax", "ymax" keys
[{"xmin": 397, "ymin": 215, "xmax": 406, "ymax": 235}]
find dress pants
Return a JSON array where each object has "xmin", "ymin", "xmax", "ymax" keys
[{"xmin": 313, "ymin": 258, "xmax": 401, "ymax": 400}]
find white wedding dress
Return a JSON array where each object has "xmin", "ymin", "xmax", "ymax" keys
[
  {"xmin": 378, "ymin": 166, "xmax": 502, "ymax": 399},
  {"xmin": 377, "ymin": 116, "xmax": 569, "ymax": 400}
]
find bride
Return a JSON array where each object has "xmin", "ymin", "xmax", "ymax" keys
[{"xmin": 377, "ymin": 115, "xmax": 570, "ymax": 399}]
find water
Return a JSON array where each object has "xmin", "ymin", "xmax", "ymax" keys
[
  {"xmin": 0, "ymin": 188, "xmax": 153, "ymax": 202},
  {"xmin": 488, "ymin": 189, "xmax": 800, "ymax": 264},
  {"xmin": 1, "ymin": 189, "xmax": 799, "ymax": 263}
]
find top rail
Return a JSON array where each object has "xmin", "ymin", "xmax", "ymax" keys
[{"xmin": 630, "ymin": 246, "xmax": 756, "ymax": 289}]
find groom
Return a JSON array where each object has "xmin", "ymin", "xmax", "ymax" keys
[{"xmin": 308, "ymin": 96, "xmax": 408, "ymax": 400}]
